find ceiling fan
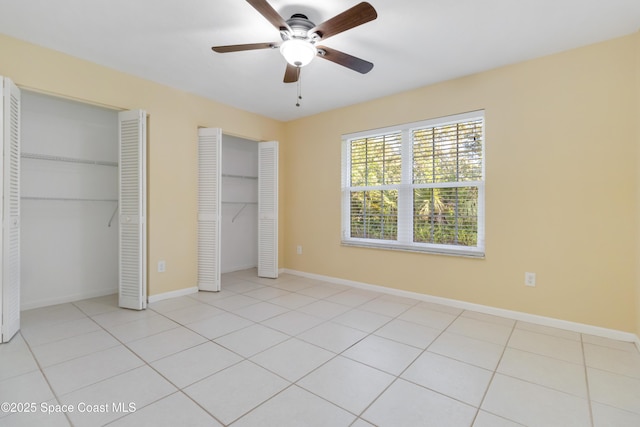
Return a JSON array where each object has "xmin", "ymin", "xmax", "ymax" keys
[{"xmin": 211, "ymin": 0, "xmax": 378, "ymax": 84}]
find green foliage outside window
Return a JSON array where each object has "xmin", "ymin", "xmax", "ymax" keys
[{"xmin": 347, "ymin": 118, "xmax": 483, "ymax": 249}]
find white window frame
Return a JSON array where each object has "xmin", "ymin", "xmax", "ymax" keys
[{"xmin": 341, "ymin": 110, "xmax": 485, "ymax": 258}]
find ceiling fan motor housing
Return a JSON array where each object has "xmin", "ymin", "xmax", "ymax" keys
[{"xmin": 283, "ymin": 13, "xmax": 316, "ymax": 40}]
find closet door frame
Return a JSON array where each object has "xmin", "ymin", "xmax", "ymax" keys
[{"xmin": 199, "ymin": 134, "xmax": 279, "ymax": 284}]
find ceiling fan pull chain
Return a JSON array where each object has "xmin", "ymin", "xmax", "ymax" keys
[{"xmin": 296, "ymin": 68, "xmax": 302, "ymax": 107}]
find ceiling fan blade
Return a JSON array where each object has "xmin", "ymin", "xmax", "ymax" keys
[
  {"xmin": 317, "ymin": 46, "xmax": 373, "ymax": 74},
  {"xmin": 246, "ymin": 0, "xmax": 291, "ymax": 32},
  {"xmin": 310, "ymin": 2, "xmax": 377, "ymax": 40},
  {"xmin": 284, "ymin": 63, "xmax": 299, "ymax": 83},
  {"xmin": 212, "ymin": 42, "xmax": 276, "ymax": 53}
]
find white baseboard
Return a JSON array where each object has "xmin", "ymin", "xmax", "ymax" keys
[
  {"xmin": 284, "ymin": 269, "xmax": 640, "ymax": 346},
  {"xmin": 147, "ymin": 286, "xmax": 199, "ymax": 304},
  {"xmin": 21, "ymin": 288, "xmax": 118, "ymax": 311}
]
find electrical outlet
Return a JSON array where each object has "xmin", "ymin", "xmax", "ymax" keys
[
  {"xmin": 158, "ymin": 260, "xmax": 166, "ymax": 273},
  {"xmin": 525, "ymin": 272, "xmax": 536, "ymax": 287},
  {"xmin": 296, "ymin": 245, "xmax": 303, "ymax": 255}
]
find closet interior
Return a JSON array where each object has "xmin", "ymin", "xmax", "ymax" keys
[
  {"xmin": 220, "ymin": 134, "xmax": 259, "ymax": 274},
  {"xmin": 20, "ymin": 91, "xmax": 119, "ymax": 310}
]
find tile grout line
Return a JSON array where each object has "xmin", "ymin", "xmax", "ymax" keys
[
  {"xmin": 71, "ymin": 304, "xmax": 181, "ymax": 425},
  {"xmin": 470, "ymin": 315, "xmax": 518, "ymax": 426},
  {"xmin": 581, "ymin": 333, "xmax": 596, "ymax": 427},
  {"xmin": 150, "ymin": 282, "xmax": 358, "ymax": 425},
  {"xmin": 83, "ymin": 301, "xmax": 231, "ymax": 426},
  {"xmin": 283, "ymin": 313, "xmax": 386, "ymax": 420},
  {"xmin": 131, "ymin": 317, "xmax": 244, "ymax": 427},
  {"xmin": 57, "ymin": 300, "xmax": 219, "ymax": 424},
  {"xmin": 21, "ymin": 300, "xmax": 190, "ymax": 426},
  {"xmin": 352, "ymin": 306, "xmax": 464, "ymax": 423},
  {"xmin": 12, "ymin": 331, "xmax": 74, "ymax": 427},
  {"xmin": 202, "ymin": 276, "xmax": 364, "ymax": 424},
  {"xmin": 39, "ymin": 299, "xmax": 157, "ymax": 426},
  {"xmin": 254, "ymin": 291, "xmax": 420, "ymax": 424}
]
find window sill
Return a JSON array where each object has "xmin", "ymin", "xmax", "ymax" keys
[{"xmin": 341, "ymin": 239, "xmax": 485, "ymax": 259}]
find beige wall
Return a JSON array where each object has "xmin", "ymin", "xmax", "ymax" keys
[
  {"xmin": 283, "ymin": 33, "xmax": 640, "ymax": 333},
  {"xmin": 0, "ymin": 34, "xmax": 285, "ymax": 297}
]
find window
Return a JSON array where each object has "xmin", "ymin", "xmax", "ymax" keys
[{"xmin": 342, "ymin": 111, "xmax": 485, "ymax": 257}]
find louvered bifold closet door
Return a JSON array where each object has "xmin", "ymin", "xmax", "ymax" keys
[
  {"xmin": 197, "ymin": 128, "xmax": 221, "ymax": 291},
  {"xmin": 1, "ymin": 77, "xmax": 21, "ymax": 343},
  {"xmin": 258, "ymin": 141, "xmax": 278, "ymax": 278},
  {"xmin": 118, "ymin": 110, "xmax": 147, "ymax": 310}
]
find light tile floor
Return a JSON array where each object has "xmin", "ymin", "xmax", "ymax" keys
[{"xmin": 2, "ymin": 269, "xmax": 640, "ymax": 426}]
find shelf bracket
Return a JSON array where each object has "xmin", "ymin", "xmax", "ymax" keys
[{"xmin": 108, "ymin": 202, "xmax": 119, "ymax": 227}]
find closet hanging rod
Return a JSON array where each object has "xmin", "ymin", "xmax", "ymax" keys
[
  {"xmin": 21, "ymin": 152, "xmax": 118, "ymax": 167},
  {"xmin": 221, "ymin": 201, "xmax": 258, "ymax": 204},
  {"xmin": 221, "ymin": 173, "xmax": 258, "ymax": 180},
  {"xmin": 21, "ymin": 196, "xmax": 118, "ymax": 202}
]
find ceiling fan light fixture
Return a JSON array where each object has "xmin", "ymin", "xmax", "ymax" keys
[{"xmin": 280, "ymin": 39, "xmax": 316, "ymax": 67}]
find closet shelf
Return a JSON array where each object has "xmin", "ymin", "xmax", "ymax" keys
[
  {"xmin": 21, "ymin": 196, "xmax": 118, "ymax": 202},
  {"xmin": 21, "ymin": 152, "xmax": 118, "ymax": 167},
  {"xmin": 221, "ymin": 173, "xmax": 258, "ymax": 180}
]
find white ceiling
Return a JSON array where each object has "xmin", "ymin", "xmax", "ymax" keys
[{"xmin": 0, "ymin": 0, "xmax": 639, "ymax": 121}]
